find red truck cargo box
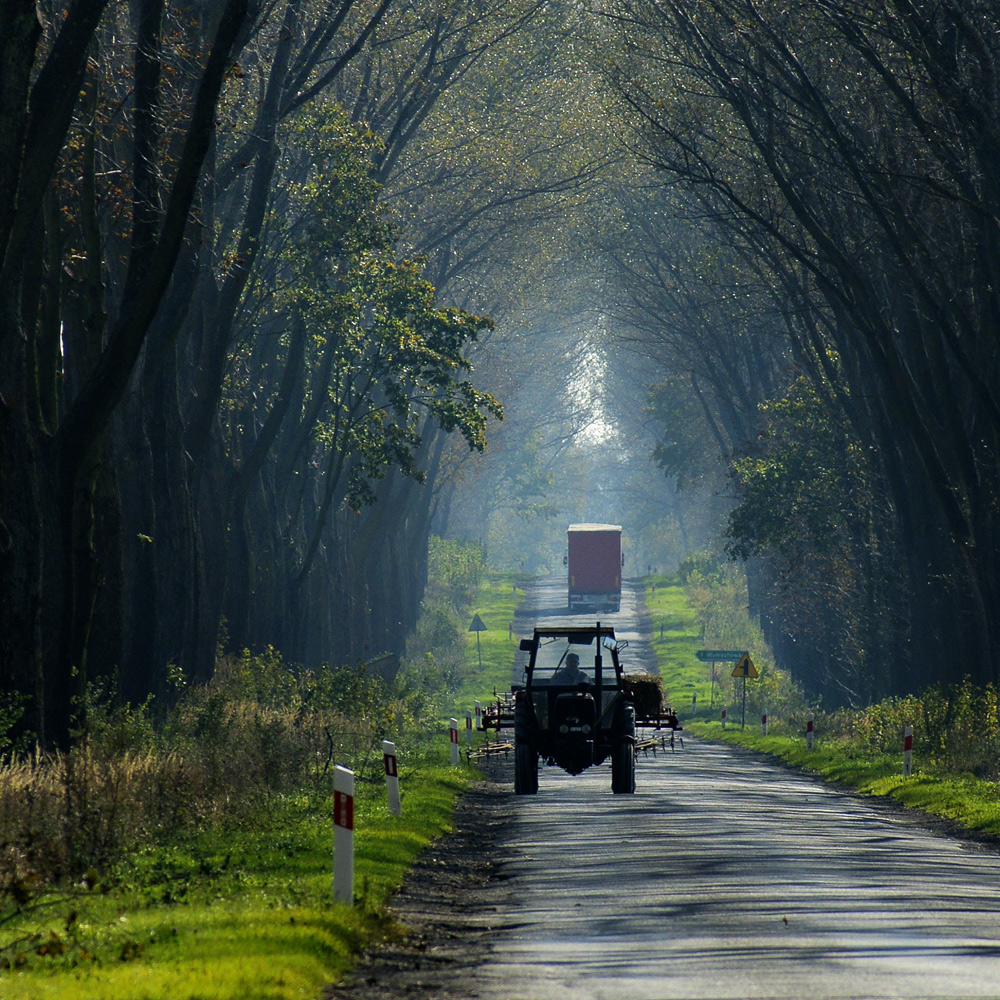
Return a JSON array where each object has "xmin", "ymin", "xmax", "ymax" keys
[{"xmin": 567, "ymin": 524, "xmax": 622, "ymax": 611}]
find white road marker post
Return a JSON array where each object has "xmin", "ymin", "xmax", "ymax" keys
[
  {"xmin": 806, "ymin": 711, "xmax": 814, "ymax": 750},
  {"xmin": 333, "ymin": 765, "xmax": 354, "ymax": 905},
  {"xmin": 466, "ymin": 709, "xmax": 473, "ymax": 744},
  {"xmin": 475, "ymin": 700, "xmax": 482, "ymax": 731},
  {"xmin": 721, "ymin": 707, "xmax": 727, "ymax": 730},
  {"xmin": 903, "ymin": 725, "xmax": 913, "ymax": 777},
  {"xmin": 449, "ymin": 718, "xmax": 460, "ymax": 766},
  {"xmin": 691, "ymin": 693, "xmax": 697, "ymax": 716},
  {"xmin": 383, "ymin": 740, "xmax": 401, "ymax": 816},
  {"xmin": 761, "ymin": 712, "xmax": 768, "ymax": 736}
]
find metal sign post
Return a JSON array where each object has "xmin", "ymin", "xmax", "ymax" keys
[
  {"xmin": 469, "ymin": 614, "xmax": 487, "ymax": 671},
  {"xmin": 730, "ymin": 654, "xmax": 758, "ymax": 730},
  {"xmin": 699, "ymin": 651, "xmax": 746, "ymax": 720}
]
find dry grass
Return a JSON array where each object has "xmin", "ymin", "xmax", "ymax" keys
[
  {"xmin": 0, "ymin": 746, "xmax": 207, "ymax": 889},
  {"xmin": 0, "ymin": 653, "xmax": 397, "ymax": 919},
  {"xmin": 624, "ymin": 674, "xmax": 664, "ymax": 719}
]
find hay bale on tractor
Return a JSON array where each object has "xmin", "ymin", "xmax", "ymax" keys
[{"xmin": 625, "ymin": 673, "xmax": 663, "ymax": 721}]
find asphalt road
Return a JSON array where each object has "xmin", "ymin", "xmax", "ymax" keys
[
  {"xmin": 471, "ymin": 745, "xmax": 1000, "ymax": 1000},
  {"xmin": 336, "ymin": 576, "xmax": 1000, "ymax": 1000}
]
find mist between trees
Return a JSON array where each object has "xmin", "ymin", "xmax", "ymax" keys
[{"xmin": 2, "ymin": 1, "xmax": 999, "ymax": 750}]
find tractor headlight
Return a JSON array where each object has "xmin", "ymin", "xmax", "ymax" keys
[
  {"xmin": 559, "ymin": 724, "xmax": 569, "ymax": 734},
  {"xmin": 582, "ymin": 724, "xmax": 592, "ymax": 734}
]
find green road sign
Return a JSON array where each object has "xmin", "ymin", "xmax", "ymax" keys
[{"xmin": 696, "ymin": 649, "xmax": 747, "ymax": 662}]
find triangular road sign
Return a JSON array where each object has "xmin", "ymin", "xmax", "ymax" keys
[
  {"xmin": 732, "ymin": 653, "xmax": 759, "ymax": 679},
  {"xmin": 469, "ymin": 614, "xmax": 487, "ymax": 632}
]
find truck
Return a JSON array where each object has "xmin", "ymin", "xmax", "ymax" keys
[{"xmin": 565, "ymin": 523, "xmax": 622, "ymax": 612}]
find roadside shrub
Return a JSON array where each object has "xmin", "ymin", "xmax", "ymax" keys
[
  {"xmin": 0, "ymin": 647, "xmax": 408, "ymax": 907},
  {"xmin": 62, "ymin": 745, "xmax": 205, "ymax": 872},
  {"xmin": 427, "ymin": 536, "xmax": 484, "ymax": 603},
  {"xmin": 677, "ymin": 549, "xmax": 726, "ymax": 586},
  {"xmin": 80, "ymin": 682, "xmax": 158, "ymax": 756},
  {"xmin": 0, "ymin": 542, "xmax": 472, "ymax": 927},
  {"xmin": 851, "ymin": 695, "xmax": 922, "ymax": 755},
  {"xmin": 0, "ymin": 751, "xmax": 68, "ymax": 886},
  {"xmin": 683, "ymin": 561, "xmax": 808, "ymax": 727},
  {"xmin": 681, "ymin": 558, "xmax": 1000, "ymax": 773},
  {"xmin": 215, "ymin": 645, "xmax": 301, "ymax": 707},
  {"xmin": 0, "ymin": 742, "xmax": 207, "ymax": 913},
  {"xmin": 778, "ymin": 706, "xmax": 853, "ymax": 741},
  {"xmin": 731, "ymin": 661, "xmax": 806, "ymax": 728},
  {"xmin": 0, "ymin": 692, "xmax": 32, "ymax": 756},
  {"xmin": 398, "ymin": 596, "xmax": 466, "ymax": 710},
  {"xmin": 852, "ymin": 679, "xmax": 1000, "ymax": 778}
]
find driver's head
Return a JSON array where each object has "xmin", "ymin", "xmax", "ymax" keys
[{"xmin": 566, "ymin": 652, "xmax": 580, "ymax": 669}]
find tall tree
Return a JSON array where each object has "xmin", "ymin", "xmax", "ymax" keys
[
  {"xmin": 0, "ymin": 0, "xmax": 251, "ymax": 746},
  {"xmin": 598, "ymin": 0, "xmax": 1000, "ymax": 695}
]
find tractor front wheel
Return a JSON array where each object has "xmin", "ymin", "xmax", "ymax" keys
[
  {"xmin": 611, "ymin": 740, "xmax": 635, "ymax": 794},
  {"xmin": 514, "ymin": 742, "xmax": 538, "ymax": 794}
]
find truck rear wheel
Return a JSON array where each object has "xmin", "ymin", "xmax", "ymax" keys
[
  {"xmin": 514, "ymin": 742, "xmax": 538, "ymax": 794},
  {"xmin": 611, "ymin": 740, "xmax": 635, "ymax": 794}
]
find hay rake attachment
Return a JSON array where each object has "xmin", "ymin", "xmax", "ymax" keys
[{"xmin": 468, "ymin": 685, "xmax": 684, "ymax": 766}]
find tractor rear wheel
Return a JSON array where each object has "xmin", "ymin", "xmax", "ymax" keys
[
  {"xmin": 514, "ymin": 742, "xmax": 538, "ymax": 794},
  {"xmin": 611, "ymin": 740, "xmax": 635, "ymax": 793},
  {"xmin": 513, "ymin": 698, "xmax": 538, "ymax": 795}
]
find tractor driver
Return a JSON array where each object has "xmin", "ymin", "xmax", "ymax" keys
[{"xmin": 554, "ymin": 651, "xmax": 588, "ymax": 685}]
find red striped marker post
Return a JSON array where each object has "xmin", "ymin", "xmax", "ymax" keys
[
  {"xmin": 903, "ymin": 725, "xmax": 913, "ymax": 777},
  {"xmin": 449, "ymin": 718, "xmax": 460, "ymax": 765},
  {"xmin": 383, "ymin": 739, "xmax": 401, "ymax": 816},
  {"xmin": 333, "ymin": 765, "xmax": 354, "ymax": 904},
  {"xmin": 761, "ymin": 712, "xmax": 768, "ymax": 736},
  {"xmin": 466, "ymin": 709, "xmax": 473, "ymax": 744},
  {"xmin": 691, "ymin": 693, "xmax": 697, "ymax": 716},
  {"xmin": 806, "ymin": 711, "xmax": 814, "ymax": 750},
  {"xmin": 721, "ymin": 707, "xmax": 727, "ymax": 730}
]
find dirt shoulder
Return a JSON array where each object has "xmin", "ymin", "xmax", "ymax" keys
[{"xmin": 325, "ymin": 759, "xmax": 516, "ymax": 1000}]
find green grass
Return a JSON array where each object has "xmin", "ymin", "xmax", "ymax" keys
[
  {"xmin": 1, "ymin": 752, "xmax": 475, "ymax": 999},
  {"xmin": 2, "ymin": 564, "xmax": 517, "ymax": 999},
  {"xmin": 643, "ymin": 576, "xmax": 1000, "ymax": 842},
  {"xmin": 644, "ymin": 575, "xmax": 712, "ymax": 713},
  {"xmin": 452, "ymin": 571, "xmax": 524, "ymax": 714}
]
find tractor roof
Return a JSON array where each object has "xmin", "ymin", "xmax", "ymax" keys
[{"xmin": 531, "ymin": 625, "xmax": 616, "ymax": 638}]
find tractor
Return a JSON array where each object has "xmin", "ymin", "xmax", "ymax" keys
[{"xmin": 513, "ymin": 624, "xmax": 635, "ymax": 794}]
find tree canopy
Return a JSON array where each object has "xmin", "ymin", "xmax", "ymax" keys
[{"xmin": 3, "ymin": 0, "xmax": 999, "ymax": 746}]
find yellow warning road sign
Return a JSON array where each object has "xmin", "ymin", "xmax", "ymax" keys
[{"xmin": 732, "ymin": 654, "xmax": 759, "ymax": 679}]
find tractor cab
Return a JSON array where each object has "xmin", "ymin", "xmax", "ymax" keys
[{"xmin": 513, "ymin": 624, "xmax": 635, "ymax": 793}]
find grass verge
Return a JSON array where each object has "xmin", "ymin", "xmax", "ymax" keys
[
  {"xmin": 644, "ymin": 574, "xmax": 709, "ymax": 713},
  {"xmin": 1, "ymin": 758, "xmax": 473, "ymax": 1000},
  {"xmin": 2, "ymin": 547, "xmax": 524, "ymax": 1000},
  {"xmin": 452, "ymin": 572, "xmax": 525, "ymax": 717}
]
